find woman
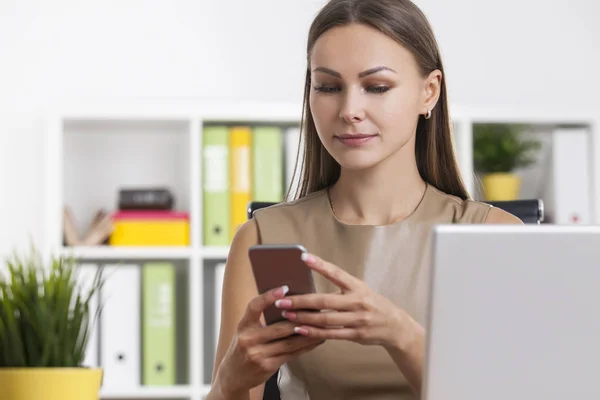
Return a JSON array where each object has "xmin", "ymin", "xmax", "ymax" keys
[{"xmin": 207, "ymin": 0, "xmax": 522, "ymax": 399}]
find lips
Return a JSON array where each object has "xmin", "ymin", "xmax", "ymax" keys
[
  {"xmin": 335, "ymin": 133, "xmax": 377, "ymax": 139},
  {"xmin": 334, "ymin": 133, "xmax": 378, "ymax": 147}
]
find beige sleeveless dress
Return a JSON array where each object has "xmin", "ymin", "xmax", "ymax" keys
[{"xmin": 253, "ymin": 182, "xmax": 492, "ymax": 400}]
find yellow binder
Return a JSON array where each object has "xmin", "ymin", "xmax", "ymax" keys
[{"xmin": 229, "ymin": 126, "xmax": 252, "ymax": 241}]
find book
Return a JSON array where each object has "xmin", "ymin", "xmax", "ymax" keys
[
  {"xmin": 202, "ymin": 126, "xmax": 231, "ymax": 246},
  {"xmin": 252, "ymin": 126, "xmax": 284, "ymax": 202},
  {"xmin": 142, "ymin": 262, "xmax": 176, "ymax": 386},
  {"xmin": 229, "ymin": 126, "xmax": 252, "ymax": 241}
]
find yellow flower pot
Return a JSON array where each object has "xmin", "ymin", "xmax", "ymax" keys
[
  {"xmin": 0, "ymin": 368, "xmax": 103, "ymax": 400},
  {"xmin": 482, "ymin": 173, "xmax": 521, "ymax": 201}
]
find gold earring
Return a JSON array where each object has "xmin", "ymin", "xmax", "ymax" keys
[{"xmin": 424, "ymin": 109, "xmax": 432, "ymax": 120}]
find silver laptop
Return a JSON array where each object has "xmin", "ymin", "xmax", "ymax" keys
[{"xmin": 424, "ymin": 224, "xmax": 600, "ymax": 400}]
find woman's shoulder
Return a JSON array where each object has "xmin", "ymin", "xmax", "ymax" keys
[
  {"xmin": 252, "ymin": 189, "xmax": 328, "ymax": 225},
  {"xmin": 426, "ymin": 184, "xmax": 522, "ymax": 224},
  {"xmin": 423, "ymin": 184, "xmax": 485, "ymax": 224}
]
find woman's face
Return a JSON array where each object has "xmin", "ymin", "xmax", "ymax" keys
[{"xmin": 309, "ymin": 23, "xmax": 440, "ymax": 171}]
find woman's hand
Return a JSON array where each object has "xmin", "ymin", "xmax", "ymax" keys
[
  {"xmin": 276, "ymin": 253, "xmax": 426, "ymax": 395},
  {"xmin": 212, "ymin": 285, "xmax": 324, "ymax": 398},
  {"xmin": 275, "ymin": 253, "xmax": 420, "ymax": 351}
]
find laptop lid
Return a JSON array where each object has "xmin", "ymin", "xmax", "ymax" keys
[{"xmin": 424, "ymin": 224, "xmax": 600, "ymax": 400}]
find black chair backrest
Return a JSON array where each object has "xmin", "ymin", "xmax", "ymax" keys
[
  {"xmin": 486, "ymin": 199, "xmax": 544, "ymax": 224},
  {"xmin": 248, "ymin": 199, "xmax": 544, "ymax": 224},
  {"xmin": 247, "ymin": 196, "xmax": 543, "ymax": 400}
]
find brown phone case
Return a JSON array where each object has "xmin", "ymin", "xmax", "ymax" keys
[{"xmin": 248, "ymin": 244, "xmax": 317, "ymax": 325}]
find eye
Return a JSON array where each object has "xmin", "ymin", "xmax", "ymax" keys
[
  {"xmin": 313, "ymin": 85, "xmax": 340, "ymax": 94},
  {"xmin": 366, "ymin": 85, "xmax": 390, "ymax": 94}
]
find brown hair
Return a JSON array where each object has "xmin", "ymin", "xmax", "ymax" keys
[{"xmin": 285, "ymin": 0, "xmax": 470, "ymax": 201}]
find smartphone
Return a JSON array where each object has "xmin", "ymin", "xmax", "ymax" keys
[{"xmin": 248, "ymin": 244, "xmax": 317, "ymax": 325}]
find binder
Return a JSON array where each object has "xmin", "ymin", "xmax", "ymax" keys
[
  {"xmin": 284, "ymin": 126, "xmax": 304, "ymax": 199},
  {"xmin": 252, "ymin": 126, "xmax": 284, "ymax": 202},
  {"xmin": 230, "ymin": 126, "xmax": 252, "ymax": 240},
  {"xmin": 142, "ymin": 262, "xmax": 176, "ymax": 386},
  {"xmin": 100, "ymin": 264, "xmax": 141, "ymax": 388},
  {"xmin": 551, "ymin": 127, "xmax": 592, "ymax": 224},
  {"xmin": 214, "ymin": 262, "xmax": 226, "ymax": 353},
  {"xmin": 202, "ymin": 126, "xmax": 230, "ymax": 246},
  {"xmin": 76, "ymin": 263, "xmax": 100, "ymax": 368}
]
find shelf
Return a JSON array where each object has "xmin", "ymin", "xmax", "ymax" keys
[
  {"xmin": 200, "ymin": 384, "xmax": 212, "ymax": 397},
  {"xmin": 100, "ymin": 385, "xmax": 194, "ymax": 399},
  {"xmin": 58, "ymin": 246, "xmax": 233, "ymax": 261},
  {"xmin": 61, "ymin": 246, "xmax": 194, "ymax": 260},
  {"xmin": 201, "ymin": 246, "xmax": 230, "ymax": 260},
  {"xmin": 43, "ymin": 101, "xmax": 600, "ymax": 400},
  {"xmin": 449, "ymin": 105, "xmax": 598, "ymax": 124},
  {"xmin": 50, "ymin": 100, "xmax": 303, "ymax": 123}
]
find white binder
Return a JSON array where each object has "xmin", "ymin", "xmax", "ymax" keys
[
  {"xmin": 551, "ymin": 127, "xmax": 592, "ymax": 224},
  {"xmin": 76, "ymin": 263, "xmax": 100, "ymax": 368},
  {"xmin": 99, "ymin": 264, "xmax": 141, "ymax": 388},
  {"xmin": 214, "ymin": 262, "xmax": 226, "ymax": 352}
]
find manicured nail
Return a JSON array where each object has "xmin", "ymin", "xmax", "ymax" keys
[
  {"xmin": 301, "ymin": 253, "xmax": 315, "ymax": 264},
  {"xmin": 275, "ymin": 299, "xmax": 292, "ymax": 308},
  {"xmin": 294, "ymin": 326, "xmax": 309, "ymax": 335},
  {"xmin": 274, "ymin": 285, "xmax": 289, "ymax": 297},
  {"xmin": 282, "ymin": 311, "xmax": 296, "ymax": 320}
]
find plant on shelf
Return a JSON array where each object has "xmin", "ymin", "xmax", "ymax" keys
[
  {"xmin": 473, "ymin": 123, "xmax": 542, "ymax": 201},
  {"xmin": 0, "ymin": 245, "xmax": 107, "ymax": 400}
]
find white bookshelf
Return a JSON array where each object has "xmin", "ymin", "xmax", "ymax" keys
[
  {"xmin": 44, "ymin": 101, "xmax": 600, "ymax": 400},
  {"xmin": 100, "ymin": 385, "xmax": 196, "ymax": 399},
  {"xmin": 44, "ymin": 101, "xmax": 305, "ymax": 400},
  {"xmin": 61, "ymin": 246, "xmax": 195, "ymax": 260},
  {"xmin": 201, "ymin": 246, "xmax": 232, "ymax": 260}
]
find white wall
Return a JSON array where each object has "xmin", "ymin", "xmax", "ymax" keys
[{"xmin": 1, "ymin": 0, "xmax": 598, "ymax": 254}]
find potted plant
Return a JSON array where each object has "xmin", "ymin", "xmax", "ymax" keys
[
  {"xmin": 473, "ymin": 123, "xmax": 542, "ymax": 201},
  {"xmin": 0, "ymin": 245, "xmax": 106, "ymax": 400}
]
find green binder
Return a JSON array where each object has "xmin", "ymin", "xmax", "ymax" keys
[
  {"xmin": 142, "ymin": 262, "xmax": 176, "ymax": 386},
  {"xmin": 252, "ymin": 126, "xmax": 284, "ymax": 202},
  {"xmin": 202, "ymin": 125, "xmax": 230, "ymax": 246}
]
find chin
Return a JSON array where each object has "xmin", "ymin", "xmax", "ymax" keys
[{"xmin": 331, "ymin": 152, "xmax": 383, "ymax": 171}]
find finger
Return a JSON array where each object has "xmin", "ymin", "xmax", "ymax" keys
[
  {"xmin": 254, "ymin": 320, "xmax": 300, "ymax": 343},
  {"xmin": 275, "ymin": 293, "xmax": 357, "ymax": 311},
  {"xmin": 268, "ymin": 340, "xmax": 322, "ymax": 369},
  {"xmin": 240, "ymin": 285, "xmax": 290, "ymax": 327},
  {"xmin": 293, "ymin": 325, "xmax": 362, "ymax": 341},
  {"xmin": 301, "ymin": 253, "xmax": 358, "ymax": 291},
  {"xmin": 260, "ymin": 335, "xmax": 323, "ymax": 358},
  {"xmin": 281, "ymin": 310, "xmax": 363, "ymax": 328}
]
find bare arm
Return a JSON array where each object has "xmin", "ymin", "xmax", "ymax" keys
[
  {"xmin": 208, "ymin": 219, "xmax": 265, "ymax": 400},
  {"xmin": 207, "ymin": 220, "xmax": 321, "ymax": 400},
  {"xmin": 381, "ymin": 311, "xmax": 425, "ymax": 395}
]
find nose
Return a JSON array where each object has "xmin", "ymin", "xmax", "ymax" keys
[{"xmin": 338, "ymin": 89, "xmax": 365, "ymax": 123}]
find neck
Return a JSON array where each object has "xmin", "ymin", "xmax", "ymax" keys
[{"xmin": 328, "ymin": 147, "xmax": 426, "ymax": 226}]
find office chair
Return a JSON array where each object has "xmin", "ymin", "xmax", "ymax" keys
[
  {"xmin": 247, "ymin": 199, "xmax": 544, "ymax": 224},
  {"xmin": 247, "ymin": 196, "xmax": 544, "ymax": 400}
]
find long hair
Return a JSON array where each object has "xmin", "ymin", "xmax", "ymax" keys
[{"xmin": 285, "ymin": 0, "xmax": 470, "ymax": 201}]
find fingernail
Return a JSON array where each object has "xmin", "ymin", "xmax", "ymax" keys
[
  {"xmin": 274, "ymin": 285, "xmax": 289, "ymax": 297},
  {"xmin": 294, "ymin": 326, "xmax": 309, "ymax": 335},
  {"xmin": 282, "ymin": 310, "xmax": 296, "ymax": 320},
  {"xmin": 275, "ymin": 299, "xmax": 292, "ymax": 308},
  {"xmin": 301, "ymin": 253, "xmax": 315, "ymax": 264}
]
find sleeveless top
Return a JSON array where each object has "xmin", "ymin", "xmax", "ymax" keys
[{"xmin": 253, "ymin": 182, "xmax": 492, "ymax": 400}]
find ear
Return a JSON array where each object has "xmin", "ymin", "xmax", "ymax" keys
[{"xmin": 421, "ymin": 69, "xmax": 442, "ymax": 115}]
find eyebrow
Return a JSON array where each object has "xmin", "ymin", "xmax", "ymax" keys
[{"xmin": 312, "ymin": 66, "xmax": 397, "ymax": 78}]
